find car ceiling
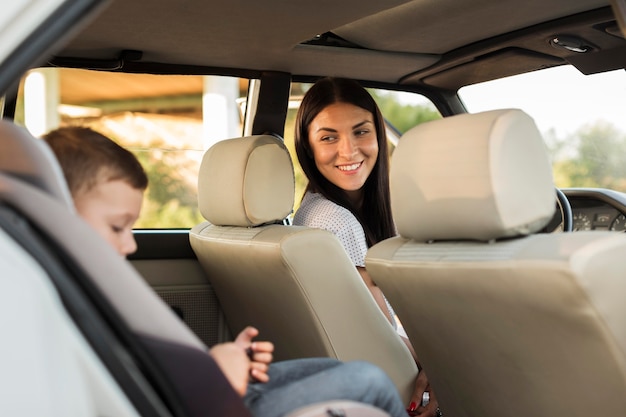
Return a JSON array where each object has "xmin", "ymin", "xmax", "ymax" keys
[{"xmin": 51, "ymin": 0, "xmax": 624, "ymax": 91}]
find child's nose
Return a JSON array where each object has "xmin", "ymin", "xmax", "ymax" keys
[{"xmin": 121, "ymin": 232, "xmax": 137, "ymax": 256}]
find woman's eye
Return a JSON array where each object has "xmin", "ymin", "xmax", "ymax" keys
[
  {"xmin": 320, "ymin": 135, "xmax": 336, "ymax": 142},
  {"xmin": 111, "ymin": 225, "xmax": 124, "ymax": 234},
  {"xmin": 355, "ymin": 129, "xmax": 370, "ymax": 136}
]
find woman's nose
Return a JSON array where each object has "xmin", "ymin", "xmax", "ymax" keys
[{"xmin": 338, "ymin": 136, "xmax": 357, "ymax": 157}]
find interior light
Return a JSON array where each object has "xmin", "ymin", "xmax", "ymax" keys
[{"xmin": 549, "ymin": 35, "xmax": 592, "ymax": 53}]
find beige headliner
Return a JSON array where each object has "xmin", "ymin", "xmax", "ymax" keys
[{"xmin": 56, "ymin": 0, "xmax": 611, "ymax": 85}]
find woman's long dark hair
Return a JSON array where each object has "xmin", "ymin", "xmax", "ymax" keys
[{"xmin": 294, "ymin": 77, "xmax": 395, "ymax": 247}]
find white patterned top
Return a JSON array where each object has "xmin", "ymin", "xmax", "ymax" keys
[{"xmin": 293, "ymin": 192, "xmax": 399, "ymax": 331}]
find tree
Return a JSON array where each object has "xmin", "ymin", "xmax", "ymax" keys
[
  {"xmin": 550, "ymin": 121, "xmax": 626, "ymax": 191},
  {"xmin": 88, "ymin": 117, "xmax": 205, "ymax": 228},
  {"xmin": 132, "ymin": 145, "xmax": 204, "ymax": 228},
  {"xmin": 369, "ymin": 89, "xmax": 441, "ymax": 134}
]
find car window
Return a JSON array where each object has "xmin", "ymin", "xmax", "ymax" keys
[
  {"xmin": 16, "ymin": 68, "xmax": 251, "ymax": 228},
  {"xmin": 459, "ymin": 65, "xmax": 626, "ymax": 191},
  {"xmin": 286, "ymin": 82, "xmax": 441, "ymax": 210}
]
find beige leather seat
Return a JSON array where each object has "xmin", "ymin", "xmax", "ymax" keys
[
  {"xmin": 366, "ymin": 109, "xmax": 626, "ymax": 417},
  {"xmin": 189, "ymin": 134, "xmax": 417, "ymax": 402}
]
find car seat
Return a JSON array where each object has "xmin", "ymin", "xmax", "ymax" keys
[
  {"xmin": 366, "ymin": 109, "xmax": 626, "ymax": 417},
  {"xmin": 189, "ymin": 134, "xmax": 418, "ymax": 403},
  {"xmin": 0, "ymin": 120, "xmax": 254, "ymax": 417}
]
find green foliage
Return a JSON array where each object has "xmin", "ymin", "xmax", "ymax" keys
[
  {"xmin": 368, "ymin": 89, "xmax": 441, "ymax": 134},
  {"xmin": 549, "ymin": 121, "xmax": 626, "ymax": 191},
  {"xmin": 137, "ymin": 198, "xmax": 203, "ymax": 228},
  {"xmin": 87, "ymin": 118, "xmax": 205, "ymax": 229},
  {"xmin": 132, "ymin": 147, "xmax": 204, "ymax": 228}
]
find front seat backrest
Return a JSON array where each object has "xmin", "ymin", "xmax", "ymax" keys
[
  {"xmin": 366, "ymin": 109, "xmax": 626, "ymax": 417},
  {"xmin": 189, "ymin": 135, "xmax": 417, "ymax": 403}
]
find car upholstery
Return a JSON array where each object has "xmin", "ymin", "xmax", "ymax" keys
[
  {"xmin": 189, "ymin": 134, "xmax": 418, "ymax": 402},
  {"xmin": 366, "ymin": 109, "xmax": 626, "ymax": 417}
]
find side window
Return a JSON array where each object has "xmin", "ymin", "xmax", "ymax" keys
[
  {"xmin": 16, "ymin": 68, "xmax": 251, "ymax": 228},
  {"xmin": 286, "ymin": 82, "xmax": 441, "ymax": 209}
]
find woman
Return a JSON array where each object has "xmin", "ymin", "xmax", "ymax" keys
[{"xmin": 293, "ymin": 77, "xmax": 440, "ymax": 417}]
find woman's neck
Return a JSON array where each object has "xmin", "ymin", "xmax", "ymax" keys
[{"xmin": 345, "ymin": 189, "xmax": 364, "ymax": 210}]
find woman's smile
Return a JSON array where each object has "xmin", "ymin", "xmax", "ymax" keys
[{"xmin": 337, "ymin": 161, "xmax": 363, "ymax": 173}]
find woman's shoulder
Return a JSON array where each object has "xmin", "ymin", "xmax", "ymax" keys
[
  {"xmin": 294, "ymin": 192, "xmax": 358, "ymax": 230},
  {"xmin": 294, "ymin": 192, "xmax": 368, "ymax": 267}
]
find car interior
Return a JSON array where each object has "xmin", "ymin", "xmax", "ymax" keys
[{"xmin": 2, "ymin": 0, "xmax": 626, "ymax": 416}]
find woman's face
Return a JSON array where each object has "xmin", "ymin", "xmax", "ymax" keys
[{"xmin": 307, "ymin": 102, "xmax": 378, "ymax": 203}]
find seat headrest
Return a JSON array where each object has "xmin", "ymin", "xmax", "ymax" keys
[
  {"xmin": 0, "ymin": 120, "xmax": 74, "ymax": 211},
  {"xmin": 391, "ymin": 109, "xmax": 555, "ymax": 242},
  {"xmin": 198, "ymin": 135, "xmax": 295, "ymax": 227}
]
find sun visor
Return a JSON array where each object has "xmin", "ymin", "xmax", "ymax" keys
[
  {"xmin": 417, "ymin": 49, "xmax": 563, "ymax": 90},
  {"xmin": 566, "ymin": 44, "xmax": 626, "ymax": 74}
]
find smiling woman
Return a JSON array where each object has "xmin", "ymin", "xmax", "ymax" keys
[{"xmin": 292, "ymin": 77, "xmax": 441, "ymax": 417}]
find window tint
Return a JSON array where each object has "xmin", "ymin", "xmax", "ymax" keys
[{"xmin": 16, "ymin": 68, "xmax": 251, "ymax": 228}]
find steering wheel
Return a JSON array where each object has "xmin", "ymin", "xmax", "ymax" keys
[
  {"xmin": 541, "ymin": 188, "xmax": 573, "ymax": 232},
  {"xmin": 556, "ymin": 188, "xmax": 573, "ymax": 232}
]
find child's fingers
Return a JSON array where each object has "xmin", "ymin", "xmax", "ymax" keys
[
  {"xmin": 249, "ymin": 362, "xmax": 270, "ymax": 383},
  {"xmin": 250, "ymin": 351, "xmax": 273, "ymax": 365},
  {"xmin": 251, "ymin": 341, "xmax": 274, "ymax": 354}
]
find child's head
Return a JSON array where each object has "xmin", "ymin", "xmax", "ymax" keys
[{"xmin": 42, "ymin": 127, "xmax": 148, "ymax": 256}]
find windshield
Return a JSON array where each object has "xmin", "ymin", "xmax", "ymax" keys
[{"xmin": 459, "ymin": 66, "xmax": 626, "ymax": 191}]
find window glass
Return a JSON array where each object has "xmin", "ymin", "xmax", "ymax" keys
[
  {"xmin": 16, "ymin": 68, "xmax": 250, "ymax": 228},
  {"xmin": 459, "ymin": 66, "xmax": 626, "ymax": 191},
  {"xmin": 286, "ymin": 82, "xmax": 440, "ymax": 210}
]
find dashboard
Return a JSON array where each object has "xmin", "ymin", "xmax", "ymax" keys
[{"xmin": 563, "ymin": 188, "xmax": 626, "ymax": 232}]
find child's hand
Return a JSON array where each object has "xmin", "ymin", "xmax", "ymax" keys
[
  {"xmin": 209, "ymin": 343, "xmax": 250, "ymax": 396},
  {"xmin": 234, "ymin": 326, "xmax": 274, "ymax": 383}
]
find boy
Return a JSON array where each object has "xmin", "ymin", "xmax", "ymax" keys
[{"xmin": 42, "ymin": 127, "xmax": 147, "ymax": 257}]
